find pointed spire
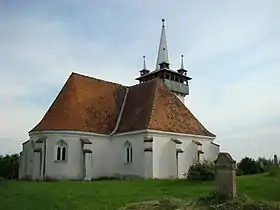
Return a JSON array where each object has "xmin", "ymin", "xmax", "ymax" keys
[
  {"xmin": 139, "ymin": 55, "xmax": 150, "ymax": 77},
  {"xmin": 177, "ymin": 54, "xmax": 188, "ymax": 75},
  {"xmin": 143, "ymin": 56, "xmax": 147, "ymax": 70},
  {"xmin": 180, "ymin": 55, "xmax": 184, "ymax": 69},
  {"xmin": 156, "ymin": 19, "xmax": 170, "ymax": 70}
]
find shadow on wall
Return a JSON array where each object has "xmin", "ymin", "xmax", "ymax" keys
[
  {"xmin": 92, "ymin": 174, "xmax": 142, "ymax": 181},
  {"xmin": 181, "ymin": 142, "xmax": 197, "ymax": 176},
  {"xmin": 157, "ymin": 140, "xmax": 177, "ymax": 179}
]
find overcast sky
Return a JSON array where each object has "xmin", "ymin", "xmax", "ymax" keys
[{"xmin": 1, "ymin": 0, "xmax": 280, "ymax": 161}]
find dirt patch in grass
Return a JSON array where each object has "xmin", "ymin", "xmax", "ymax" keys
[
  {"xmin": 121, "ymin": 197, "xmax": 199, "ymax": 210},
  {"xmin": 197, "ymin": 191, "xmax": 280, "ymax": 210}
]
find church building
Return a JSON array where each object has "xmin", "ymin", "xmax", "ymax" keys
[{"xmin": 19, "ymin": 19, "xmax": 219, "ymax": 181}]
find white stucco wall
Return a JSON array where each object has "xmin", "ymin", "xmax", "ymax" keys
[
  {"xmin": 149, "ymin": 131, "xmax": 219, "ymax": 179},
  {"xmin": 144, "ymin": 151, "xmax": 153, "ymax": 178},
  {"xmin": 109, "ymin": 132, "xmax": 146, "ymax": 178},
  {"xmin": 21, "ymin": 131, "xmax": 148, "ymax": 180},
  {"xmin": 29, "ymin": 131, "xmax": 110, "ymax": 180},
  {"xmin": 19, "ymin": 139, "xmax": 42, "ymax": 180},
  {"xmin": 32, "ymin": 151, "xmax": 42, "ymax": 180},
  {"xmin": 20, "ymin": 141, "xmax": 33, "ymax": 179},
  {"xmin": 152, "ymin": 134, "xmax": 177, "ymax": 179},
  {"xmin": 20, "ymin": 129, "xmax": 219, "ymax": 181},
  {"xmin": 202, "ymin": 141, "xmax": 220, "ymax": 162},
  {"xmin": 18, "ymin": 152, "xmax": 24, "ymax": 179},
  {"xmin": 27, "ymin": 131, "xmax": 148, "ymax": 180},
  {"xmin": 18, "ymin": 145, "xmax": 26, "ymax": 180}
]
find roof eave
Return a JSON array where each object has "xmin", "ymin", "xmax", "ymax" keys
[
  {"xmin": 29, "ymin": 129, "xmax": 110, "ymax": 137},
  {"xmin": 147, "ymin": 129, "xmax": 216, "ymax": 139},
  {"xmin": 135, "ymin": 69, "xmax": 192, "ymax": 80}
]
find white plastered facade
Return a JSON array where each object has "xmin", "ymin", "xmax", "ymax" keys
[{"xmin": 19, "ymin": 129, "xmax": 219, "ymax": 180}]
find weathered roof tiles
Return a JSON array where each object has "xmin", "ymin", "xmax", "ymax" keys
[{"xmin": 30, "ymin": 72, "xmax": 215, "ymax": 137}]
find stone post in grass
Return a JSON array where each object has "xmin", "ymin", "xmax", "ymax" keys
[
  {"xmin": 214, "ymin": 152, "xmax": 237, "ymax": 199},
  {"xmin": 274, "ymin": 155, "xmax": 278, "ymax": 166}
]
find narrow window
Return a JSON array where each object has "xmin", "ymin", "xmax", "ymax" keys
[
  {"xmin": 62, "ymin": 147, "xmax": 66, "ymax": 161},
  {"xmin": 126, "ymin": 147, "xmax": 130, "ymax": 163},
  {"xmin": 57, "ymin": 147, "xmax": 61, "ymax": 161},
  {"xmin": 124, "ymin": 141, "xmax": 132, "ymax": 164},
  {"xmin": 130, "ymin": 147, "xmax": 132, "ymax": 163}
]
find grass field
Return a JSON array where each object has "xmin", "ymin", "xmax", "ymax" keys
[{"xmin": 0, "ymin": 174, "xmax": 279, "ymax": 210}]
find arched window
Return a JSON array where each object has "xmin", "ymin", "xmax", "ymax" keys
[
  {"xmin": 56, "ymin": 140, "xmax": 67, "ymax": 161},
  {"xmin": 124, "ymin": 141, "xmax": 132, "ymax": 164}
]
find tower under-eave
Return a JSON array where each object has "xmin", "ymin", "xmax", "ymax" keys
[{"xmin": 136, "ymin": 19, "xmax": 192, "ymax": 104}]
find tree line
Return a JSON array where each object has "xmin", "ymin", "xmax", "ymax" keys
[
  {"xmin": 0, "ymin": 154, "xmax": 19, "ymax": 180},
  {"xmin": 188, "ymin": 156, "xmax": 279, "ymax": 181},
  {"xmin": 0, "ymin": 153, "xmax": 279, "ymax": 180}
]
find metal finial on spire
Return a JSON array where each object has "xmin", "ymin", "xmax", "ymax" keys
[
  {"xmin": 156, "ymin": 19, "xmax": 169, "ymax": 69},
  {"xmin": 180, "ymin": 55, "xmax": 184, "ymax": 69},
  {"xmin": 162, "ymin": 18, "xmax": 165, "ymax": 27},
  {"xmin": 143, "ymin": 56, "xmax": 147, "ymax": 70}
]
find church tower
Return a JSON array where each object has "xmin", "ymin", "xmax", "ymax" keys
[{"xmin": 136, "ymin": 19, "xmax": 192, "ymax": 104}]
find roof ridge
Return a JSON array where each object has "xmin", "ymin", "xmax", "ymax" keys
[
  {"xmin": 110, "ymin": 87, "xmax": 129, "ymax": 135},
  {"xmin": 129, "ymin": 77, "xmax": 158, "ymax": 88},
  {"xmin": 147, "ymin": 79, "xmax": 160, "ymax": 128},
  {"xmin": 71, "ymin": 72, "xmax": 127, "ymax": 88}
]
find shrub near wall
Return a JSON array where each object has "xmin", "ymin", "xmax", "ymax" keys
[{"xmin": 187, "ymin": 161, "xmax": 215, "ymax": 181}]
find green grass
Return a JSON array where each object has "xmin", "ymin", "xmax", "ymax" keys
[{"xmin": 0, "ymin": 174, "xmax": 279, "ymax": 210}]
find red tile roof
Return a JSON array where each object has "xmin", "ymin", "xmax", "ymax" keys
[
  {"xmin": 116, "ymin": 79, "xmax": 157, "ymax": 133},
  {"xmin": 30, "ymin": 72, "xmax": 215, "ymax": 137},
  {"xmin": 30, "ymin": 73, "xmax": 126, "ymax": 134},
  {"xmin": 147, "ymin": 80, "xmax": 215, "ymax": 137}
]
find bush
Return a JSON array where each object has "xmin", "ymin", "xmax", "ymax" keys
[
  {"xmin": 237, "ymin": 156, "xmax": 277, "ymax": 176},
  {"xmin": 187, "ymin": 161, "xmax": 215, "ymax": 181},
  {"xmin": 236, "ymin": 168, "xmax": 243, "ymax": 176},
  {"xmin": 268, "ymin": 166, "xmax": 280, "ymax": 178},
  {"xmin": 237, "ymin": 157, "xmax": 261, "ymax": 175},
  {"xmin": 0, "ymin": 154, "xmax": 20, "ymax": 179},
  {"xmin": 256, "ymin": 157, "xmax": 274, "ymax": 173}
]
